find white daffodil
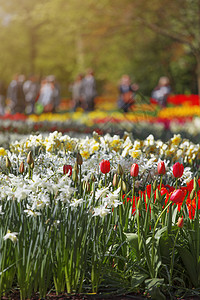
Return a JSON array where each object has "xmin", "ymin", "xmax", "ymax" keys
[
  {"xmin": 3, "ymin": 230, "xmax": 18, "ymax": 244},
  {"xmin": 24, "ymin": 209, "xmax": 41, "ymax": 217},
  {"xmin": 70, "ymin": 198, "xmax": 84, "ymax": 208},
  {"xmin": 95, "ymin": 186, "xmax": 110, "ymax": 200},
  {"xmin": 0, "ymin": 205, "xmax": 4, "ymax": 215},
  {"xmin": 93, "ymin": 205, "xmax": 110, "ymax": 217}
]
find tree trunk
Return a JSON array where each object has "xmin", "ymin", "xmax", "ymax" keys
[
  {"xmin": 195, "ymin": 52, "xmax": 200, "ymax": 101},
  {"xmin": 76, "ymin": 34, "xmax": 85, "ymax": 71},
  {"xmin": 29, "ymin": 30, "xmax": 37, "ymax": 74}
]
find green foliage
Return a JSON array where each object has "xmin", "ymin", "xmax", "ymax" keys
[{"xmin": 0, "ymin": 0, "xmax": 199, "ymax": 95}]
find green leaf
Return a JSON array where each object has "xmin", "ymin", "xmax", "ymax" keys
[
  {"xmin": 125, "ymin": 233, "xmax": 139, "ymax": 257},
  {"xmin": 145, "ymin": 278, "xmax": 164, "ymax": 289},
  {"xmin": 131, "ymin": 272, "xmax": 149, "ymax": 288},
  {"xmin": 145, "ymin": 278, "xmax": 165, "ymax": 300},
  {"xmin": 177, "ymin": 246, "xmax": 198, "ymax": 287},
  {"xmin": 155, "ymin": 226, "xmax": 167, "ymax": 240}
]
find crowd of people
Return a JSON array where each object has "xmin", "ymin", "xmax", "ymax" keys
[
  {"xmin": 0, "ymin": 68, "xmax": 97, "ymax": 115},
  {"xmin": 117, "ymin": 74, "xmax": 171, "ymax": 112},
  {"xmin": 0, "ymin": 74, "xmax": 60, "ymax": 115},
  {"xmin": 0, "ymin": 70, "xmax": 171, "ymax": 115},
  {"xmin": 70, "ymin": 68, "xmax": 97, "ymax": 112}
]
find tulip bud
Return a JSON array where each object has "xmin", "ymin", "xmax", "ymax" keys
[
  {"xmin": 118, "ymin": 179, "xmax": 126, "ymax": 191},
  {"xmin": 117, "ymin": 164, "xmax": 123, "ymax": 176},
  {"xmin": 30, "ymin": 161, "xmax": 34, "ymax": 169},
  {"xmin": 72, "ymin": 168, "xmax": 78, "ymax": 182},
  {"xmin": 19, "ymin": 161, "xmax": 24, "ymax": 174},
  {"xmin": 193, "ymin": 177, "xmax": 199, "ymax": 192},
  {"xmin": 156, "ymin": 188, "xmax": 161, "ymax": 202},
  {"xmin": 27, "ymin": 151, "xmax": 34, "ymax": 165},
  {"xmin": 6, "ymin": 157, "xmax": 11, "ymax": 169},
  {"xmin": 157, "ymin": 161, "xmax": 166, "ymax": 175},
  {"xmin": 83, "ymin": 181, "xmax": 90, "ymax": 192},
  {"xmin": 122, "ymin": 180, "xmax": 126, "ymax": 192},
  {"xmin": 130, "ymin": 163, "xmax": 139, "ymax": 177},
  {"xmin": 190, "ymin": 189, "xmax": 195, "ymax": 200},
  {"xmin": 153, "ymin": 179, "xmax": 157, "ymax": 191},
  {"xmin": 176, "ymin": 217, "xmax": 184, "ymax": 228},
  {"xmin": 76, "ymin": 152, "xmax": 83, "ymax": 165},
  {"xmin": 137, "ymin": 198, "xmax": 142, "ymax": 211},
  {"xmin": 91, "ymin": 174, "xmax": 96, "ymax": 182},
  {"xmin": 74, "ymin": 161, "xmax": 79, "ymax": 173},
  {"xmin": 173, "ymin": 162, "xmax": 184, "ymax": 178},
  {"xmin": 113, "ymin": 173, "xmax": 118, "ymax": 187}
]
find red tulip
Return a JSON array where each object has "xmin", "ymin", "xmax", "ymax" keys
[
  {"xmin": 130, "ymin": 163, "xmax": 139, "ymax": 177},
  {"xmin": 157, "ymin": 161, "xmax": 166, "ymax": 175},
  {"xmin": 170, "ymin": 189, "xmax": 184, "ymax": 204},
  {"xmin": 63, "ymin": 164, "xmax": 72, "ymax": 176},
  {"xmin": 176, "ymin": 217, "xmax": 184, "ymax": 228},
  {"xmin": 99, "ymin": 159, "xmax": 110, "ymax": 174},
  {"xmin": 173, "ymin": 162, "xmax": 184, "ymax": 178}
]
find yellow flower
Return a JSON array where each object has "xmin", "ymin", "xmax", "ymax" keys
[
  {"xmin": 92, "ymin": 144, "xmax": 99, "ymax": 153},
  {"xmin": 130, "ymin": 149, "xmax": 141, "ymax": 159},
  {"xmin": 110, "ymin": 139, "xmax": 122, "ymax": 152},
  {"xmin": 171, "ymin": 134, "xmax": 181, "ymax": 145},
  {"xmin": 80, "ymin": 150, "xmax": 90, "ymax": 159},
  {"xmin": 0, "ymin": 147, "xmax": 7, "ymax": 156}
]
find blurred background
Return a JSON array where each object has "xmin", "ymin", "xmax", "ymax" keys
[
  {"xmin": 0, "ymin": 0, "xmax": 199, "ymax": 97},
  {"xmin": 1, "ymin": 0, "xmax": 200, "ymax": 145}
]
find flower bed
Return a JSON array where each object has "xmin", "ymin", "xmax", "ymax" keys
[
  {"xmin": 1, "ymin": 111, "xmax": 200, "ymax": 144},
  {"xmin": 0, "ymin": 131, "xmax": 200, "ymax": 299}
]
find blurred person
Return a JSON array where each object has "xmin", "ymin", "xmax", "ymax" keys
[
  {"xmin": 71, "ymin": 73, "xmax": 84, "ymax": 111},
  {"xmin": 47, "ymin": 75, "xmax": 61, "ymax": 113},
  {"xmin": 0, "ymin": 80, "xmax": 6, "ymax": 115},
  {"xmin": 82, "ymin": 69, "xmax": 97, "ymax": 111},
  {"xmin": 117, "ymin": 74, "xmax": 138, "ymax": 113},
  {"xmin": 23, "ymin": 74, "xmax": 40, "ymax": 114},
  {"xmin": 7, "ymin": 74, "xmax": 18, "ymax": 113},
  {"xmin": 151, "ymin": 76, "xmax": 171, "ymax": 108},
  {"xmin": 37, "ymin": 77, "xmax": 54, "ymax": 113},
  {"xmin": 7, "ymin": 74, "xmax": 26, "ymax": 114},
  {"xmin": 15, "ymin": 74, "xmax": 26, "ymax": 113}
]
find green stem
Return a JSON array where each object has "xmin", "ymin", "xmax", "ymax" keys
[
  {"xmin": 159, "ymin": 174, "xmax": 163, "ymax": 190},
  {"xmin": 28, "ymin": 166, "xmax": 31, "ymax": 179},
  {"xmin": 175, "ymin": 178, "xmax": 178, "ymax": 190},
  {"xmin": 137, "ymin": 205, "xmax": 141, "ymax": 258},
  {"xmin": 195, "ymin": 191, "xmax": 199, "ymax": 266},
  {"xmin": 151, "ymin": 201, "xmax": 172, "ymax": 277},
  {"xmin": 132, "ymin": 177, "xmax": 135, "ymax": 203},
  {"xmin": 79, "ymin": 165, "xmax": 82, "ymax": 194},
  {"xmin": 170, "ymin": 228, "xmax": 180, "ymax": 284}
]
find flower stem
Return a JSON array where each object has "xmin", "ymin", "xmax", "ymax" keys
[{"xmin": 170, "ymin": 228, "xmax": 180, "ymax": 284}]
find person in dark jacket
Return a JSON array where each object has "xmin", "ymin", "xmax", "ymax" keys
[
  {"xmin": 118, "ymin": 74, "xmax": 138, "ymax": 112},
  {"xmin": 0, "ymin": 80, "xmax": 6, "ymax": 115},
  {"xmin": 82, "ymin": 69, "xmax": 97, "ymax": 111}
]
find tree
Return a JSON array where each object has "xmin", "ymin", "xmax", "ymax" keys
[{"xmin": 135, "ymin": 0, "xmax": 200, "ymax": 97}]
